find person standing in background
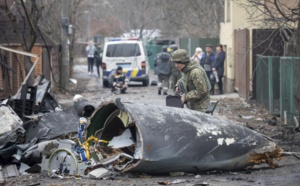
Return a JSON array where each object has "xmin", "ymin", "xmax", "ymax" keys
[
  {"xmin": 200, "ymin": 44, "xmax": 215, "ymax": 95},
  {"xmin": 154, "ymin": 46, "xmax": 171, "ymax": 95},
  {"xmin": 85, "ymin": 40, "xmax": 96, "ymax": 75},
  {"xmin": 213, "ymin": 44, "xmax": 226, "ymax": 94},
  {"xmin": 94, "ymin": 43, "xmax": 103, "ymax": 78},
  {"xmin": 192, "ymin": 47, "xmax": 203, "ymax": 64}
]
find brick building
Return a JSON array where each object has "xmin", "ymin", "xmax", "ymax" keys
[{"xmin": 0, "ymin": 20, "xmax": 59, "ymax": 98}]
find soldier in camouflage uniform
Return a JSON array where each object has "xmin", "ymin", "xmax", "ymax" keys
[
  {"xmin": 168, "ymin": 44, "xmax": 181, "ymax": 91},
  {"xmin": 171, "ymin": 49, "xmax": 211, "ymax": 112}
]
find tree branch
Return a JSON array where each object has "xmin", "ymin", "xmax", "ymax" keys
[
  {"xmin": 20, "ymin": 0, "xmax": 36, "ymax": 34},
  {"xmin": 274, "ymin": 0, "xmax": 296, "ymax": 22}
]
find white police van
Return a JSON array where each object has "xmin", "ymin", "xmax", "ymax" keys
[{"xmin": 102, "ymin": 38, "xmax": 151, "ymax": 87}]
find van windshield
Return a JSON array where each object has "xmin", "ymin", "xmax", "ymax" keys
[{"xmin": 106, "ymin": 44, "xmax": 141, "ymax": 57}]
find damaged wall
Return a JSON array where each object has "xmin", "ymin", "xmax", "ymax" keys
[{"xmin": 0, "ymin": 45, "xmax": 59, "ymax": 97}]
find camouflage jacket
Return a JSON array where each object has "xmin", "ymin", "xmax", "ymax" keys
[{"xmin": 177, "ymin": 59, "xmax": 211, "ymax": 112}]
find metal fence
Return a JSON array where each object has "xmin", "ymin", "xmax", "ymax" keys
[
  {"xmin": 255, "ymin": 55, "xmax": 300, "ymax": 119},
  {"xmin": 179, "ymin": 37, "xmax": 219, "ymax": 57},
  {"xmin": 145, "ymin": 44, "xmax": 162, "ymax": 70}
]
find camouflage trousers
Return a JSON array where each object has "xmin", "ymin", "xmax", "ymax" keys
[
  {"xmin": 186, "ymin": 95, "xmax": 210, "ymax": 112},
  {"xmin": 158, "ymin": 74, "xmax": 170, "ymax": 93}
]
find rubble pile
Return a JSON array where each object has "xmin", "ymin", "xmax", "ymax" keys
[
  {"xmin": 0, "ymin": 76, "xmax": 287, "ymax": 183},
  {"xmin": 0, "ymin": 76, "xmax": 95, "ymax": 180}
]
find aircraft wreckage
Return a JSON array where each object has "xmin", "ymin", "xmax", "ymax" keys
[{"xmin": 39, "ymin": 98, "xmax": 283, "ymax": 176}]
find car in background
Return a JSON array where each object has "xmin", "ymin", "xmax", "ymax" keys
[{"xmin": 102, "ymin": 38, "xmax": 151, "ymax": 87}]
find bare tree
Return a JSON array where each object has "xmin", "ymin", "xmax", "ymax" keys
[
  {"xmin": 40, "ymin": 0, "xmax": 96, "ymax": 77},
  {"xmin": 102, "ymin": 0, "xmax": 165, "ymax": 38},
  {"xmin": 234, "ymin": 0, "xmax": 300, "ymax": 55},
  {"xmin": 0, "ymin": 0, "xmax": 45, "ymax": 84},
  {"xmin": 96, "ymin": 0, "xmax": 224, "ymax": 38},
  {"xmin": 158, "ymin": 0, "xmax": 224, "ymax": 37}
]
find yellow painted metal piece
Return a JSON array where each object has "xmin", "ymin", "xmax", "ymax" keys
[
  {"xmin": 118, "ymin": 110, "xmax": 130, "ymax": 127},
  {"xmin": 78, "ymin": 136, "xmax": 109, "ymax": 160}
]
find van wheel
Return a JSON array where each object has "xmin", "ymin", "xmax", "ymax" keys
[
  {"xmin": 103, "ymin": 80, "xmax": 109, "ymax": 88},
  {"xmin": 142, "ymin": 79, "xmax": 149, "ymax": 86}
]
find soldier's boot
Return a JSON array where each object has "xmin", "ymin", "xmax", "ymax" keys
[
  {"xmin": 158, "ymin": 83, "xmax": 162, "ymax": 95},
  {"xmin": 163, "ymin": 87, "xmax": 168, "ymax": 95}
]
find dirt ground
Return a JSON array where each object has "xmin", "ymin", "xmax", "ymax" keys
[{"xmin": 4, "ymin": 64, "xmax": 300, "ymax": 186}]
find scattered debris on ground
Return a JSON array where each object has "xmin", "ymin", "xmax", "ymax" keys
[{"xmin": 1, "ymin": 75, "xmax": 300, "ymax": 186}]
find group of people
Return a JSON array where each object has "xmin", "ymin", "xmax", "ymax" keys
[
  {"xmin": 192, "ymin": 44, "xmax": 226, "ymax": 95},
  {"xmin": 86, "ymin": 40, "xmax": 226, "ymax": 112},
  {"xmin": 85, "ymin": 41, "xmax": 103, "ymax": 77},
  {"xmin": 155, "ymin": 44, "xmax": 226, "ymax": 112},
  {"xmin": 86, "ymin": 41, "xmax": 128, "ymax": 94}
]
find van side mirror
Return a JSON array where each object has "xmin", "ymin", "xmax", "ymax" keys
[{"xmin": 147, "ymin": 51, "xmax": 153, "ymax": 57}]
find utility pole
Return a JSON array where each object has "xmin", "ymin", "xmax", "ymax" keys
[
  {"xmin": 85, "ymin": 10, "xmax": 91, "ymax": 40},
  {"xmin": 60, "ymin": 0, "xmax": 70, "ymax": 90}
]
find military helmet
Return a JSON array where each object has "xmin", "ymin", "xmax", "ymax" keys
[
  {"xmin": 171, "ymin": 49, "xmax": 190, "ymax": 63},
  {"xmin": 169, "ymin": 44, "xmax": 179, "ymax": 52},
  {"xmin": 162, "ymin": 46, "xmax": 168, "ymax": 52}
]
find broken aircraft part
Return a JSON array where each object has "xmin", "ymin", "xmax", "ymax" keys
[
  {"xmin": 73, "ymin": 95, "xmax": 96, "ymax": 118},
  {"xmin": 88, "ymin": 167, "xmax": 109, "ymax": 179},
  {"xmin": 25, "ymin": 107, "xmax": 79, "ymax": 143},
  {"xmin": 38, "ymin": 99, "xmax": 284, "ymax": 177},
  {"xmin": 0, "ymin": 105, "xmax": 24, "ymax": 142},
  {"xmin": 34, "ymin": 75, "xmax": 60, "ymax": 113},
  {"xmin": 2, "ymin": 164, "xmax": 19, "ymax": 178},
  {"xmin": 0, "ymin": 166, "xmax": 4, "ymax": 185},
  {"xmin": 86, "ymin": 100, "xmax": 283, "ymax": 174},
  {"xmin": 40, "ymin": 139, "xmax": 91, "ymax": 176},
  {"xmin": 7, "ymin": 75, "xmax": 60, "ymax": 120},
  {"xmin": 0, "ymin": 105, "xmax": 26, "ymax": 162},
  {"xmin": 22, "ymin": 140, "xmax": 59, "ymax": 165}
]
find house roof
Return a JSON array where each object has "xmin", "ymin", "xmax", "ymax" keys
[{"xmin": 0, "ymin": 19, "xmax": 58, "ymax": 47}]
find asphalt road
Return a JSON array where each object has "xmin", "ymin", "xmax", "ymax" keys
[{"xmin": 67, "ymin": 64, "xmax": 239, "ymax": 107}]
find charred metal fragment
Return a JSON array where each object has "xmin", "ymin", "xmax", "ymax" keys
[
  {"xmin": 8, "ymin": 75, "xmax": 60, "ymax": 117},
  {"xmin": 73, "ymin": 95, "xmax": 96, "ymax": 118},
  {"xmin": 87, "ymin": 100, "xmax": 283, "ymax": 174},
  {"xmin": 0, "ymin": 105, "xmax": 26, "ymax": 162},
  {"xmin": 25, "ymin": 107, "xmax": 79, "ymax": 143},
  {"xmin": 34, "ymin": 75, "xmax": 60, "ymax": 113},
  {"xmin": 9, "ymin": 84, "xmax": 37, "ymax": 119}
]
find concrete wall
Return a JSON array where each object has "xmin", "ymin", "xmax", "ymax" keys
[{"xmin": 220, "ymin": 0, "xmax": 264, "ymax": 93}]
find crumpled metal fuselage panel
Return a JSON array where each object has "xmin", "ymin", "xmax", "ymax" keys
[{"xmin": 89, "ymin": 101, "xmax": 282, "ymax": 174}]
